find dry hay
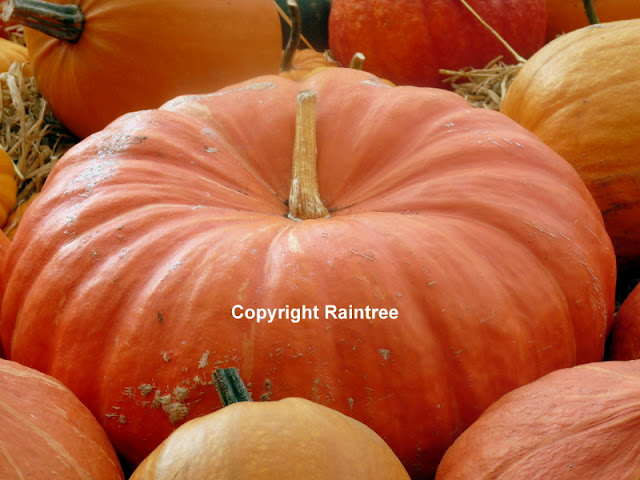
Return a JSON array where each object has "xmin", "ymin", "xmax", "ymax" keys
[
  {"xmin": 440, "ymin": 56, "xmax": 524, "ymax": 111},
  {"xmin": 0, "ymin": 59, "xmax": 77, "ymax": 207}
]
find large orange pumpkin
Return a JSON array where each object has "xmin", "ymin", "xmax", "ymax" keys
[
  {"xmin": 328, "ymin": 0, "xmax": 546, "ymax": 88},
  {"xmin": 0, "ymin": 68, "xmax": 615, "ymax": 478},
  {"xmin": 546, "ymin": 0, "xmax": 640, "ymax": 41},
  {"xmin": 0, "ymin": 357, "xmax": 125, "ymax": 479},
  {"xmin": 435, "ymin": 360, "xmax": 640, "ymax": 479},
  {"xmin": 500, "ymin": 19, "xmax": 640, "ymax": 274},
  {"xmin": 5, "ymin": 0, "xmax": 282, "ymax": 139}
]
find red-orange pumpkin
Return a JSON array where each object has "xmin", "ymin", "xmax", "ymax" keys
[
  {"xmin": 0, "ymin": 68, "xmax": 615, "ymax": 478},
  {"xmin": 0, "ymin": 357, "xmax": 125, "ymax": 479},
  {"xmin": 328, "ymin": 0, "xmax": 546, "ymax": 88},
  {"xmin": 6, "ymin": 0, "xmax": 282, "ymax": 139},
  {"xmin": 435, "ymin": 360, "xmax": 640, "ymax": 479}
]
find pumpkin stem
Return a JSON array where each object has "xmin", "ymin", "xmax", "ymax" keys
[
  {"xmin": 582, "ymin": 0, "xmax": 600, "ymax": 24},
  {"xmin": 457, "ymin": 0, "xmax": 526, "ymax": 64},
  {"xmin": 213, "ymin": 368, "xmax": 253, "ymax": 406},
  {"xmin": 349, "ymin": 52, "xmax": 366, "ymax": 70},
  {"xmin": 288, "ymin": 89, "xmax": 329, "ymax": 221},
  {"xmin": 2, "ymin": 0, "xmax": 84, "ymax": 43},
  {"xmin": 280, "ymin": 0, "xmax": 302, "ymax": 72}
]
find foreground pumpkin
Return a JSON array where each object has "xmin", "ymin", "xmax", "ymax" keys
[
  {"xmin": 328, "ymin": 0, "xmax": 546, "ymax": 87},
  {"xmin": 0, "ymin": 358, "xmax": 125, "ymax": 479},
  {"xmin": 3, "ymin": 0, "xmax": 282, "ymax": 139},
  {"xmin": 500, "ymin": 19, "xmax": 640, "ymax": 274},
  {"xmin": 0, "ymin": 68, "xmax": 615, "ymax": 478},
  {"xmin": 130, "ymin": 368, "xmax": 410, "ymax": 479},
  {"xmin": 435, "ymin": 360, "xmax": 640, "ymax": 479}
]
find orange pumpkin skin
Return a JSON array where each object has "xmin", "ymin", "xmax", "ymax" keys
[
  {"xmin": 0, "ymin": 358, "xmax": 125, "ymax": 479},
  {"xmin": 21, "ymin": 0, "xmax": 282, "ymax": 139},
  {"xmin": 435, "ymin": 360, "xmax": 640, "ymax": 480},
  {"xmin": 606, "ymin": 282, "xmax": 640, "ymax": 360},
  {"xmin": 500, "ymin": 20, "xmax": 640, "ymax": 274},
  {"xmin": 130, "ymin": 397, "xmax": 411, "ymax": 479},
  {"xmin": 546, "ymin": 0, "xmax": 640, "ymax": 41},
  {"xmin": 0, "ymin": 37, "xmax": 28, "ymax": 73},
  {"xmin": 328, "ymin": 0, "xmax": 546, "ymax": 88},
  {"xmin": 279, "ymin": 48, "xmax": 338, "ymax": 81},
  {"xmin": 0, "ymin": 230, "xmax": 8, "ymax": 358},
  {"xmin": 0, "ymin": 148, "xmax": 17, "ymax": 228},
  {"xmin": 0, "ymin": 68, "xmax": 615, "ymax": 478}
]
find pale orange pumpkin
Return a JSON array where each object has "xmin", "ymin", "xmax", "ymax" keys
[{"xmin": 500, "ymin": 19, "xmax": 640, "ymax": 273}]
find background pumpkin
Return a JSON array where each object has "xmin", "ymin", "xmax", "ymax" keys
[
  {"xmin": 500, "ymin": 19, "xmax": 640, "ymax": 276},
  {"xmin": 328, "ymin": 0, "xmax": 546, "ymax": 88},
  {"xmin": 606, "ymin": 281, "xmax": 640, "ymax": 361},
  {"xmin": 0, "ymin": 37, "xmax": 28, "ymax": 73},
  {"xmin": 0, "ymin": 68, "xmax": 615, "ymax": 478},
  {"xmin": 546, "ymin": 0, "xmax": 640, "ymax": 41},
  {"xmin": 274, "ymin": 0, "xmax": 332, "ymax": 51},
  {"xmin": 0, "ymin": 147, "xmax": 17, "ymax": 228},
  {"xmin": 4, "ymin": 0, "xmax": 282, "ymax": 139},
  {"xmin": 435, "ymin": 360, "xmax": 640, "ymax": 479},
  {"xmin": 0, "ymin": 357, "xmax": 125, "ymax": 479}
]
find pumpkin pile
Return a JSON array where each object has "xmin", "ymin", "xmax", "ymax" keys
[{"xmin": 0, "ymin": 1, "xmax": 638, "ymax": 479}]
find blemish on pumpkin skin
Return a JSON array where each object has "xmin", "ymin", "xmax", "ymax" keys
[
  {"xmin": 139, "ymin": 384, "xmax": 155, "ymax": 397},
  {"xmin": 379, "ymin": 349, "xmax": 391, "ymax": 360},
  {"xmin": 198, "ymin": 351, "xmax": 210, "ymax": 369}
]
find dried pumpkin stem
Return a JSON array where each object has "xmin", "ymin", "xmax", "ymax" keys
[
  {"xmin": 213, "ymin": 368, "xmax": 253, "ymax": 406},
  {"xmin": 2, "ymin": 0, "xmax": 84, "ymax": 43},
  {"xmin": 349, "ymin": 52, "xmax": 366, "ymax": 70},
  {"xmin": 582, "ymin": 0, "xmax": 600, "ymax": 24},
  {"xmin": 280, "ymin": 0, "xmax": 302, "ymax": 72},
  {"xmin": 288, "ymin": 89, "xmax": 329, "ymax": 221}
]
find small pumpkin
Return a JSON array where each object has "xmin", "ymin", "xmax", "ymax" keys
[
  {"xmin": 546, "ymin": 0, "xmax": 640, "ymax": 41},
  {"xmin": 0, "ymin": 36, "xmax": 28, "ymax": 73},
  {"xmin": 3, "ymin": 192, "xmax": 38, "ymax": 239},
  {"xmin": 0, "ymin": 147, "xmax": 17, "ymax": 228},
  {"xmin": 435, "ymin": 360, "xmax": 640, "ymax": 479},
  {"xmin": 0, "ymin": 357, "xmax": 125, "ymax": 479},
  {"xmin": 278, "ymin": 0, "xmax": 338, "ymax": 81},
  {"xmin": 130, "ymin": 368, "xmax": 410, "ymax": 479},
  {"xmin": 328, "ymin": 0, "xmax": 546, "ymax": 87},
  {"xmin": 4, "ymin": 0, "xmax": 283, "ymax": 139},
  {"xmin": 500, "ymin": 19, "xmax": 640, "ymax": 274},
  {"xmin": 0, "ymin": 68, "xmax": 615, "ymax": 478}
]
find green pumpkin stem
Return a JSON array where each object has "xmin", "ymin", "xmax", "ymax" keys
[
  {"xmin": 2, "ymin": 0, "xmax": 84, "ymax": 43},
  {"xmin": 288, "ymin": 89, "xmax": 330, "ymax": 221},
  {"xmin": 582, "ymin": 0, "xmax": 600, "ymax": 24},
  {"xmin": 280, "ymin": 0, "xmax": 301, "ymax": 73},
  {"xmin": 213, "ymin": 368, "xmax": 253, "ymax": 406}
]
